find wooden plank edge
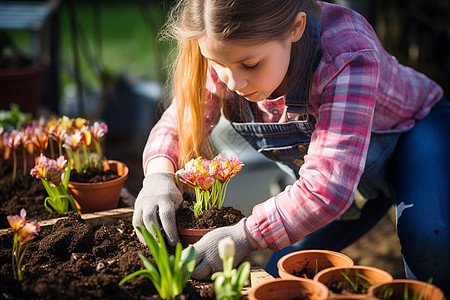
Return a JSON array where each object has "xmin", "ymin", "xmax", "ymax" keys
[
  {"xmin": 0, "ymin": 207, "xmax": 135, "ymax": 236},
  {"xmin": 242, "ymin": 261, "xmax": 274, "ymax": 296}
]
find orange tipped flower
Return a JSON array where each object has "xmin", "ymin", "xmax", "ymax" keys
[
  {"xmin": 30, "ymin": 127, "xmax": 49, "ymax": 153},
  {"xmin": 17, "ymin": 221, "xmax": 40, "ymax": 245},
  {"xmin": 7, "ymin": 208, "xmax": 26, "ymax": 234}
]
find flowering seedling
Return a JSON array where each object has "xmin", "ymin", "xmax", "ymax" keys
[
  {"xmin": 30, "ymin": 154, "xmax": 78, "ymax": 214},
  {"xmin": 7, "ymin": 209, "xmax": 40, "ymax": 281},
  {"xmin": 176, "ymin": 154, "xmax": 244, "ymax": 217},
  {"xmin": 211, "ymin": 237, "xmax": 250, "ymax": 300},
  {"xmin": 120, "ymin": 222, "xmax": 196, "ymax": 299},
  {"xmin": 3, "ymin": 129, "xmax": 22, "ymax": 182}
]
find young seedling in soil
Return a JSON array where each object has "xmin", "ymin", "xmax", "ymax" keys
[{"xmin": 120, "ymin": 222, "xmax": 196, "ymax": 299}]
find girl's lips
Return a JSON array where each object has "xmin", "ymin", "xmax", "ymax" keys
[{"xmin": 242, "ymin": 91, "xmax": 257, "ymax": 98}]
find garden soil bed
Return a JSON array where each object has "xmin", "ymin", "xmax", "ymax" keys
[{"xmin": 0, "ymin": 213, "xmax": 215, "ymax": 299}]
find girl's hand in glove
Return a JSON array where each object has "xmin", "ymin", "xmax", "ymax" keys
[
  {"xmin": 183, "ymin": 218, "xmax": 257, "ymax": 280},
  {"xmin": 132, "ymin": 172, "xmax": 183, "ymax": 247}
]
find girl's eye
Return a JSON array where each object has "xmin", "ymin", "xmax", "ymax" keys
[{"xmin": 242, "ymin": 63, "xmax": 259, "ymax": 70}]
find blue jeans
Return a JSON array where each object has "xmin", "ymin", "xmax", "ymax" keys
[{"xmin": 265, "ymin": 99, "xmax": 450, "ymax": 295}]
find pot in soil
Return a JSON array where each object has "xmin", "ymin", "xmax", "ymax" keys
[
  {"xmin": 314, "ymin": 265, "xmax": 393, "ymax": 299},
  {"xmin": 249, "ymin": 278, "xmax": 329, "ymax": 300},
  {"xmin": 175, "ymin": 193, "xmax": 246, "ymax": 247},
  {"xmin": 68, "ymin": 160, "xmax": 128, "ymax": 213},
  {"xmin": 278, "ymin": 249, "xmax": 354, "ymax": 280},
  {"xmin": 368, "ymin": 279, "xmax": 446, "ymax": 300}
]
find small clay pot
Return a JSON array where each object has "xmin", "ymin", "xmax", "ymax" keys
[
  {"xmin": 68, "ymin": 160, "xmax": 128, "ymax": 213},
  {"xmin": 314, "ymin": 265, "xmax": 393, "ymax": 299},
  {"xmin": 278, "ymin": 249, "xmax": 354, "ymax": 280},
  {"xmin": 248, "ymin": 278, "xmax": 329, "ymax": 300},
  {"xmin": 368, "ymin": 279, "xmax": 446, "ymax": 300},
  {"xmin": 177, "ymin": 227, "xmax": 212, "ymax": 247}
]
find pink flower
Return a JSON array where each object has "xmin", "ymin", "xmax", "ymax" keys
[
  {"xmin": 63, "ymin": 131, "xmax": 83, "ymax": 152},
  {"xmin": 7, "ymin": 208, "xmax": 27, "ymax": 234},
  {"xmin": 212, "ymin": 154, "xmax": 244, "ymax": 183},
  {"xmin": 30, "ymin": 154, "xmax": 67, "ymax": 186},
  {"xmin": 48, "ymin": 121, "xmax": 67, "ymax": 145},
  {"xmin": 17, "ymin": 221, "xmax": 40, "ymax": 245},
  {"xmin": 90, "ymin": 122, "xmax": 108, "ymax": 141},
  {"xmin": 3, "ymin": 130, "xmax": 22, "ymax": 152}
]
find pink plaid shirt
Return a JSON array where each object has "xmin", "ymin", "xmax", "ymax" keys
[{"xmin": 143, "ymin": 2, "xmax": 443, "ymax": 250}]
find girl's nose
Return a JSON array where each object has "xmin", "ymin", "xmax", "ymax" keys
[{"xmin": 226, "ymin": 70, "xmax": 247, "ymax": 91}]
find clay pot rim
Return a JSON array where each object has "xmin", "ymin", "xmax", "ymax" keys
[
  {"xmin": 313, "ymin": 265, "xmax": 394, "ymax": 282},
  {"xmin": 367, "ymin": 279, "xmax": 446, "ymax": 299},
  {"xmin": 277, "ymin": 249, "xmax": 354, "ymax": 276},
  {"xmin": 249, "ymin": 278, "xmax": 329, "ymax": 300},
  {"xmin": 68, "ymin": 160, "xmax": 129, "ymax": 188}
]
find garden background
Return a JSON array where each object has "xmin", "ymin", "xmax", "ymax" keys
[{"xmin": 2, "ymin": 0, "xmax": 449, "ymax": 280}]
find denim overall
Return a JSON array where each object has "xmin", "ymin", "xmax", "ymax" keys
[{"xmin": 228, "ymin": 16, "xmax": 450, "ymax": 292}]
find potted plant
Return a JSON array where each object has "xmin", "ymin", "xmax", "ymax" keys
[
  {"xmin": 48, "ymin": 116, "xmax": 128, "ymax": 213},
  {"xmin": 277, "ymin": 249, "xmax": 354, "ymax": 280},
  {"xmin": 175, "ymin": 154, "xmax": 245, "ymax": 246},
  {"xmin": 0, "ymin": 31, "xmax": 48, "ymax": 114},
  {"xmin": 368, "ymin": 279, "xmax": 446, "ymax": 300},
  {"xmin": 249, "ymin": 278, "xmax": 329, "ymax": 300},
  {"xmin": 313, "ymin": 265, "xmax": 393, "ymax": 299}
]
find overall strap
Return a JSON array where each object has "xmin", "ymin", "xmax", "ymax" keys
[{"xmin": 285, "ymin": 15, "xmax": 322, "ymax": 120}]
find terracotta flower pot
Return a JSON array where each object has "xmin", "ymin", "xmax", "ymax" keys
[
  {"xmin": 368, "ymin": 279, "xmax": 446, "ymax": 300},
  {"xmin": 278, "ymin": 250, "xmax": 354, "ymax": 280},
  {"xmin": 314, "ymin": 265, "xmax": 393, "ymax": 299},
  {"xmin": 0, "ymin": 62, "xmax": 48, "ymax": 114},
  {"xmin": 177, "ymin": 227, "xmax": 213, "ymax": 247},
  {"xmin": 249, "ymin": 278, "xmax": 329, "ymax": 300},
  {"xmin": 68, "ymin": 160, "xmax": 128, "ymax": 213}
]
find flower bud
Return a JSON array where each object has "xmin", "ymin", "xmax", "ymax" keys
[{"xmin": 218, "ymin": 236, "xmax": 235, "ymax": 261}]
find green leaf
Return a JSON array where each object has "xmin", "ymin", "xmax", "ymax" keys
[
  {"xmin": 181, "ymin": 246, "xmax": 196, "ymax": 287},
  {"xmin": 232, "ymin": 261, "xmax": 250, "ymax": 292},
  {"xmin": 119, "ymin": 269, "xmax": 152, "ymax": 286}
]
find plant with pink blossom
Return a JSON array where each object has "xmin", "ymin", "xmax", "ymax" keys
[
  {"xmin": 7, "ymin": 208, "xmax": 40, "ymax": 281},
  {"xmin": 176, "ymin": 154, "xmax": 244, "ymax": 217},
  {"xmin": 3, "ymin": 129, "xmax": 23, "ymax": 182},
  {"xmin": 30, "ymin": 154, "xmax": 78, "ymax": 214}
]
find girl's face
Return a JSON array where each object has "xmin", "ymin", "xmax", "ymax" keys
[{"xmin": 198, "ymin": 36, "xmax": 293, "ymax": 102}]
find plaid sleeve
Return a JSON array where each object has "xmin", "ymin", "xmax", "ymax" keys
[
  {"xmin": 142, "ymin": 66, "xmax": 224, "ymax": 174},
  {"xmin": 247, "ymin": 51, "xmax": 380, "ymax": 250}
]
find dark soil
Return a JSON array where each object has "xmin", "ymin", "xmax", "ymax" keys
[
  {"xmin": 0, "ymin": 214, "xmax": 215, "ymax": 299},
  {"xmin": 290, "ymin": 261, "xmax": 332, "ymax": 280},
  {"xmin": 175, "ymin": 193, "xmax": 246, "ymax": 229},
  {"xmin": 69, "ymin": 168, "xmax": 119, "ymax": 184},
  {"xmin": 0, "ymin": 165, "xmax": 122, "ymax": 230},
  {"xmin": 0, "ymin": 165, "xmax": 61, "ymax": 229}
]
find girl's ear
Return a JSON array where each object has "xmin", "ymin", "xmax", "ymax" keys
[{"xmin": 291, "ymin": 12, "xmax": 307, "ymax": 43}]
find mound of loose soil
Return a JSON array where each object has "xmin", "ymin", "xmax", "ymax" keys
[
  {"xmin": 175, "ymin": 193, "xmax": 246, "ymax": 229},
  {"xmin": 0, "ymin": 214, "xmax": 215, "ymax": 299}
]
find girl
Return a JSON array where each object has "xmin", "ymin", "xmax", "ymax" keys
[{"xmin": 132, "ymin": 0, "xmax": 449, "ymax": 292}]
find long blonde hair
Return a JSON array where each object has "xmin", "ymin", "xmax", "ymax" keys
[{"xmin": 163, "ymin": 0, "xmax": 321, "ymax": 168}]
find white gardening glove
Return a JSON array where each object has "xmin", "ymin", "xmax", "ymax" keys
[
  {"xmin": 132, "ymin": 172, "xmax": 183, "ymax": 247},
  {"xmin": 183, "ymin": 218, "xmax": 256, "ymax": 280}
]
